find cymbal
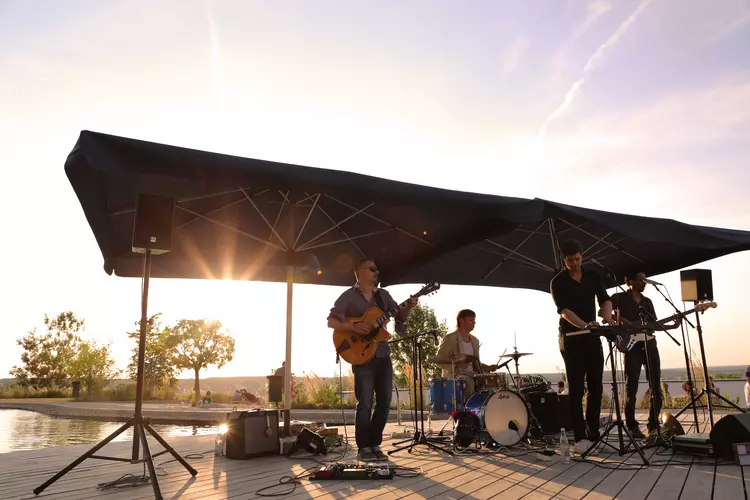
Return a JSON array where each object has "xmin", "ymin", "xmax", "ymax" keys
[
  {"xmin": 427, "ymin": 354, "xmax": 474, "ymax": 364},
  {"xmin": 500, "ymin": 352, "xmax": 533, "ymax": 359}
]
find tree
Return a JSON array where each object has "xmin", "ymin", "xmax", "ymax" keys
[
  {"xmin": 68, "ymin": 341, "xmax": 121, "ymax": 397},
  {"xmin": 10, "ymin": 312, "xmax": 84, "ymax": 389},
  {"xmin": 389, "ymin": 304, "xmax": 449, "ymax": 382},
  {"xmin": 166, "ymin": 319, "xmax": 236, "ymax": 404},
  {"xmin": 127, "ymin": 313, "xmax": 178, "ymax": 396}
]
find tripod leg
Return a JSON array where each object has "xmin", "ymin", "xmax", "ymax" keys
[
  {"xmin": 144, "ymin": 423, "xmax": 198, "ymax": 475},
  {"xmin": 620, "ymin": 423, "xmax": 650, "ymax": 465},
  {"xmin": 709, "ymin": 389, "xmax": 747, "ymax": 412},
  {"xmin": 138, "ymin": 423, "xmax": 163, "ymax": 500},
  {"xmin": 34, "ymin": 419, "xmax": 133, "ymax": 495}
]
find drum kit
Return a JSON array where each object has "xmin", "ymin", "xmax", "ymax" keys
[{"xmin": 426, "ymin": 346, "xmax": 551, "ymax": 451}]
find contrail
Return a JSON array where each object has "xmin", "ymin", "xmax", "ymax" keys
[
  {"xmin": 538, "ymin": 0, "xmax": 652, "ymax": 140},
  {"xmin": 205, "ymin": 0, "xmax": 225, "ymax": 109}
]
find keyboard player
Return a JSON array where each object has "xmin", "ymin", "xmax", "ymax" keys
[{"xmin": 550, "ymin": 239, "xmax": 615, "ymax": 454}]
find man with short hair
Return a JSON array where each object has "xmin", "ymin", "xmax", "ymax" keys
[
  {"xmin": 435, "ymin": 309, "xmax": 498, "ymax": 400},
  {"xmin": 610, "ymin": 270, "xmax": 681, "ymax": 440},
  {"xmin": 327, "ymin": 258, "xmax": 416, "ymax": 461},
  {"xmin": 550, "ymin": 239, "xmax": 614, "ymax": 454}
]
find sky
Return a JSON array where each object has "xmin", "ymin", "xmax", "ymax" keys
[{"xmin": 1, "ymin": 0, "xmax": 749, "ymax": 384}]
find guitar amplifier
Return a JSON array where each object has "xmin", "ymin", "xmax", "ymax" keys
[
  {"xmin": 528, "ymin": 392, "xmax": 573, "ymax": 435},
  {"xmin": 225, "ymin": 409, "xmax": 279, "ymax": 459}
]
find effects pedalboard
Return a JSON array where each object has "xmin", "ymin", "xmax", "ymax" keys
[{"xmin": 309, "ymin": 463, "xmax": 396, "ymax": 481}]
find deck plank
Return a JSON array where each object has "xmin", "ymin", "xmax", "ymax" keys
[{"xmin": 0, "ymin": 414, "xmax": 743, "ymax": 500}]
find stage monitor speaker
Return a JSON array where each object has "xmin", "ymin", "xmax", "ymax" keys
[
  {"xmin": 680, "ymin": 269, "xmax": 713, "ymax": 302},
  {"xmin": 132, "ymin": 193, "xmax": 175, "ymax": 254},
  {"xmin": 709, "ymin": 413, "xmax": 750, "ymax": 458},
  {"xmin": 528, "ymin": 392, "xmax": 560, "ymax": 435}
]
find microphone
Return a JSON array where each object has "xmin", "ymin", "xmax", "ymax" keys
[
  {"xmin": 643, "ymin": 278, "xmax": 663, "ymax": 286},
  {"xmin": 428, "ymin": 329, "xmax": 439, "ymax": 345}
]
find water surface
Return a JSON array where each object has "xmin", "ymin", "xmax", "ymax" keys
[{"xmin": 0, "ymin": 409, "xmax": 217, "ymax": 454}]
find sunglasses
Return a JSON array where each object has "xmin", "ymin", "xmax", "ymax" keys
[{"xmin": 365, "ymin": 266, "xmax": 379, "ymax": 273}]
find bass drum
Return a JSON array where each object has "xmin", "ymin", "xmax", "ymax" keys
[{"xmin": 464, "ymin": 390, "xmax": 530, "ymax": 446}]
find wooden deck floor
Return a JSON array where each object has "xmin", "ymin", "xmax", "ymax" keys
[{"xmin": 1, "ymin": 412, "xmax": 747, "ymax": 499}]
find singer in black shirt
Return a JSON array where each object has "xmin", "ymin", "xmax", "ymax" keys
[
  {"xmin": 550, "ymin": 239, "xmax": 614, "ymax": 449},
  {"xmin": 610, "ymin": 270, "xmax": 681, "ymax": 439}
]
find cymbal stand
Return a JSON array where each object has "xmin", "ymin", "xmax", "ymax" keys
[{"xmin": 389, "ymin": 331, "xmax": 454, "ymax": 457}]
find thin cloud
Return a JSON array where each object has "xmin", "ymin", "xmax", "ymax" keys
[
  {"xmin": 551, "ymin": 0, "xmax": 614, "ymax": 77},
  {"xmin": 205, "ymin": 0, "xmax": 225, "ymax": 109},
  {"xmin": 538, "ymin": 0, "xmax": 652, "ymax": 140},
  {"xmin": 503, "ymin": 38, "xmax": 529, "ymax": 74}
]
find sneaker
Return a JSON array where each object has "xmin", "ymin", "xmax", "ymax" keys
[
  {"xmin": 357, "ymin": 447, "xmax": 377, "ymax": 461},
  {"xmin": 371, "ymin": 446, "xmax": 388, "ymax": 461},
  {"xmin": 575, "ymin": 439, "xmax": 598, "ymax": 456}
]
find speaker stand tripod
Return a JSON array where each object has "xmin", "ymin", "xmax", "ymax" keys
[
  {"xmin": 581, "ymin": 336, "xmax": 649, "ymax": 465},
  {"xmin": 674, "ymin": 302, "xmax": 746, "ymax": 431},
  {"xmin": 33, "ymin": 251, "xmax": 197, "ymax": 499},
  {"xmin": 389, "ymin": 331, "xmax": 454, "ymax": 457}
]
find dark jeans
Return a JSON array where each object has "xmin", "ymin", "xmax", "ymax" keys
[
  {"xmin": 624, "ymin": 338, "xmax": 662, "ymax": 430},
  {"xmin": 560, "ymin": 334, "xmax": 604, "ymax": 442},
  {"xmin": 353, "ymin": 356, "xmax": 393, "ymax": 449}
]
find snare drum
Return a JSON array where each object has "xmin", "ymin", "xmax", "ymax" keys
[
  {"xmin": 464, "ymin": 389, "xmax": 530, "ymax": 446},
  {"xmin": 429, "ymin": 378, "xmax": 466, "ymax": 413},
  {"xmin": 474, "ymin": 372, "xmax": 508, "ymax": 390}
]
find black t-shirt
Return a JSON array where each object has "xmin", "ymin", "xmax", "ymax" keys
[
  {"xmin": 550, "ymin": 267, "xmax": 611, "ymax": 335},
  {"xmin": 610, "ymin": 291, "xmax": 657, "ymax": 324}
]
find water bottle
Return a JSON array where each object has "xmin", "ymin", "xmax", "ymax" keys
[{"xmin": 559, "ymin": 428, "xmax": 570, "ymax": 463}]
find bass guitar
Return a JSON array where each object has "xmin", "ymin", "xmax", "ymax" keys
[
  {"xmin": 332, "ymin": 282, "xmax": 440, "ymax": 366},
  {"xmin": 615, "ymin": 301, "xmax": 717, "ymax": 353}
]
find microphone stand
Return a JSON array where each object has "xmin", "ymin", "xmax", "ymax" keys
[
  {"xmin": 648, "ymin": 283, "xmax": 700, "ymax": 432},
  {"xmin": 585, "ymin": 260, "xmax": 648, "ymax": 463},
  {"xmin": 388, "ymin": 330, "xmax": 454, "ymax": 457}
]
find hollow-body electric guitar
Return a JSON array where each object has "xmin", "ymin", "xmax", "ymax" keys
[
  {"xmin": 615, "ymin": 301, "xmax": 717, "ymax": 352},
  {"xmin": 332, "ymin": 282, "xmax": 440, "ymax": 366}
]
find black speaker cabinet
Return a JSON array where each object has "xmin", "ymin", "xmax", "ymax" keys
[
  {"xmin": 680, "ymin": 269, "xmax": 713, "ymax": 302},
  {"xmin": 710, "ymin": 413, "xmax": 750, "ymax": 457},
  {"xmin": 528, "ymin": 392, "xmax": 560, "ymax": 435},
  {"xmin": 132, "ymin": 193, "xmax": 175, "ymax": 254}
]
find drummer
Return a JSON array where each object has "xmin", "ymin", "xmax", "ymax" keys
[{"xmin": 434, "ymin": 309, "xmax": 499, "ymax": 400}]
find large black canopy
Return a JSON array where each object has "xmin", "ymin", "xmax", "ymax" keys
[
  {"xmin": 66, "ymin": 130, "xmax": 534, "ymax": 285},
  {"xmin": 393, "ymin": 198, "xmax": 750, "ymax": 292},
  {"xmin": 66, "ymin": 130, "xmax": 750, "ymax": 293}
]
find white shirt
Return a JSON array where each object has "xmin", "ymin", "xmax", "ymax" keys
[
  {"xmin": 744, "ymin": 382, "xmax": 750, "ymax": 408},
  {"xmin": 458, "ymin": 339, "xmax": 474, "ymax": 374}
]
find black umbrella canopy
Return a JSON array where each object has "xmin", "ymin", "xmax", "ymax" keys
[
  {"xmin": 65, "ymin": 130, "xmax": 535, "ymax": 284},
  {"xmin": 392, "ymin": 198, "xmax": 750, "ymax": 293}
]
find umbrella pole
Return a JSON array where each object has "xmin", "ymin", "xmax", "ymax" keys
[{"xmin": 284, "ymin": 263, "xmax": 293, "ymax": 437}]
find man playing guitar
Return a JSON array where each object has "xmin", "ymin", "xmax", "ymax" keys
[
  {"xmin": 434, "ymin": 309, "xmax": 499, "ymax": 400},
  {"xmin": 610, "ymin": 270, "xmax": 681, "ymax": 440},
  {"xmin": 327, "ymin": 258, "xmax": 417, "ymax": 461}
]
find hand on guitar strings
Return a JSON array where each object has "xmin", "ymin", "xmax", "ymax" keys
[{"xmin": 352, "ymin": 322, "xmax": 371, "ymax": 334}]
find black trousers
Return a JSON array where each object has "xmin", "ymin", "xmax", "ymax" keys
[
  {"xmin": 624, "ymin": 338, "xmax": 662, "ymax": 430},
  {"xmin": 560, "ymin": 334, "xmax": 604, "ymax": 442}
]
